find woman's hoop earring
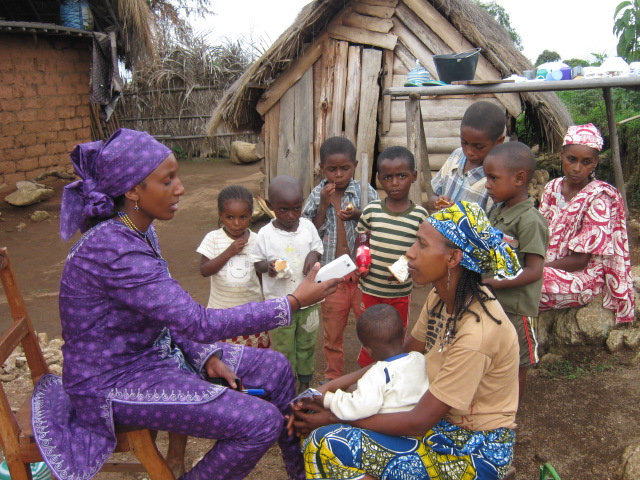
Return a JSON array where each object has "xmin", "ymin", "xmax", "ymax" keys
[
  {"xmin": 447, "ymin": 268, "xmax": 451, "ymax": 291},
  {"xmin": 134, "ymin": 202, "xmax": 139, "ymax": 211}
]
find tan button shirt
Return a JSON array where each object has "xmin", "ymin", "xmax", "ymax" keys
[{"xmin": 411, "ymin": 287, "xmax": 519, "ymax": 431}]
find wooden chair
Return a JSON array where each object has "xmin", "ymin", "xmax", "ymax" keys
[{"xmin": 0, "ymin": 247, "xmax": 183, "ymax": 480}]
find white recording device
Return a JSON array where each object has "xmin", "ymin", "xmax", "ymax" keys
[{"xmin": 315, "ymin": 254, "xmax": 356, "ymax": 283}]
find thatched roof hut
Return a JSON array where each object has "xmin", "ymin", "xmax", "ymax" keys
[{"xmin": 208, "ymin": 0, "xmax": 572, "ymax": 196}]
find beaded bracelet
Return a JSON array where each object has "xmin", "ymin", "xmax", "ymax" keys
[{"xmin": 287, "ymin": 293, "xmax": 302, "ymax": 310}]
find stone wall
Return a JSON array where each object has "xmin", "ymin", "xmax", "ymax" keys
[{"xmin": 0, "ymin": 33, "xmax": 92, "ymax": 191}]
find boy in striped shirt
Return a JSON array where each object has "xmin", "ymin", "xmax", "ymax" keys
[{"xmin": 356, "ymin": 146, "xmax": 428, "ymax": 367}]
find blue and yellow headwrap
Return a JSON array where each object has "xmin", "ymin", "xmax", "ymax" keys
[{"xmin": 427, "ymin": 201, "xmax": 521, "ymax": 278}]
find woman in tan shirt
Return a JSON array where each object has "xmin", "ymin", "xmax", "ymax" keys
[{"xmin": 292, "ymin": 201, "xmax": 521, "ymax": 480}]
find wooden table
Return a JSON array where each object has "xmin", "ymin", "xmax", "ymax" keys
[{"xmin": 384, "ymin": 76, "xmax": 640, "ymax": 211}]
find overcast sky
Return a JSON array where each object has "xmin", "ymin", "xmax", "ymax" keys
[{"xmin": 201, "ymin": 0, "xmax": 621, "ymax": 65}]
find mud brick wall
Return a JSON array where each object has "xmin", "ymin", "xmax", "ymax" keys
[{"xmin": 0, "ymin": 34, "xmax": 92, "ymax": 190}]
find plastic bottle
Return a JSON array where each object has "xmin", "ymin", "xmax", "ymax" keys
[{"xmin": 355, "ymin": 232, "xmax": 371, "ymax": 274}]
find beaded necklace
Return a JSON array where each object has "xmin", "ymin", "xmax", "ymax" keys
[{"xmin": 117, "ymin": 211, "xmax": 164, "ymax": 260}]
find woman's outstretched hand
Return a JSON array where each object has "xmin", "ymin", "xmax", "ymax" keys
[
  {"xmin": 288, "ymin": 396, "xmax": 339, "ymax": 437},
  {"xmin": 290, "ymin": 262, "xmax": 342, "ymax": 309}
]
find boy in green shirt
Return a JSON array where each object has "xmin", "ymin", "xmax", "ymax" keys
[{"xmin": 482, "ymin": 142, "xmax": 548, "ymax": 406}]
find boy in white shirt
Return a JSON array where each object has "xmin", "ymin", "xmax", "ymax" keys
[
  {"xmin": 323, "ymin": 304, "xmax": 429, "ymax": 420},
  {"xmin": 252, "ymin": 175, "xmax": 323, "ymax": 392}
]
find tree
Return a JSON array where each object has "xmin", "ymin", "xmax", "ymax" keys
[
  {"xmin": 613, "ymin": 0, "xmax": 640, "ymax": 61},
  {"xmin": 475, "ymin": 1, "xmax": 523, "ymax": 50},
  {"xmin": 563, "ymin": 58, "xmax": 590, "ymax": 68},
  {"xmin": 590, "ymin": 52, "xmax": 608, "ymax": 66},
  {"xmin": 535, "ymin": 50, "xmax": 561, "ymax": 66}
]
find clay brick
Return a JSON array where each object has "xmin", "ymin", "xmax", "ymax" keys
[
  {"xmin": 0, "ymin": 161, "xmax": 17, "ymax": 174},
  {"xmin": 14, "ymin": 133, "xmax": 38, "ymax": 149},
  {"xmin": 0, "ymin": 135, "xmax": 15, "ymax": 151},
  {"xmin": 46, "ymin": 142, "xmax": 68, "ymax": 155},
  {"xmin": 64, "ymin": 118, "xmax": 84, "ymax": 130},
  {"xmin": 0, "ymin": 98, "xmax": 22, "ymax": 111},
  {"xmin": 0, "ymin": 85, "xmax": 12, "ymax": 99},
  {"xmin": 24, "ymin": 122, "xmax": 49, "ymax": 134},
  {"xmin": 21, "ymin": 72, "xmax": 44, "ymax": 85},
  {"xmin": 1, "ymin": 123, "xmax": 24, "ymax": 136},
  {"xmin": 15, "ymin": 110, "xmax": 39, "ymax": 123},
  {"xmin": 16, "ymin": 157, "xmax": 38, "ymax": 171},
  {"xmin": 22, "ymin": 97, "xmax": 46, "ymax": 110},
  {"xmin": 57, "ymin": 106, "xmax": 76, "ymax": 119},
  {"xmin": 14, "ymin": 59, "xmax": 37, "ymax": 74},
  {"xmin": 36, "ymin": 109, "xmax": 59, "ymax": 123},
  {"xmin": 1, "ymin": 112, "xmax": 17, "ymax": 124},
  {"xmin": 26, "ymin": 144, "xmax": 47, "ymax": 158},
  {"xmin": 58, "ymin": 130, "xmax": 77, "ymax": 142},
  {"xmin": 3, "ymin": 172, "xmax": 27, "ymax": 186},
  {"xmin": 37, "ymin": 84, "xmax": 58, "ymax": 97},
  {"xmin": 36, "ymin": 131, "xmax": 58, "ymax": 143},
  {"xmin": 49, "ymin": 96, "xmax": 68, "ymax": 108},
  {"xmin": 17, "ymin": 83, "xmax": 38, "ymax": 99},
  {"xmin": 3, "ymin": 147, "xmax": 25, "ymax": 161},
  {"xmin": 38, "ymin": 155, "xmax": 59, "ymax": 168},
  {"xmin": 76, "ymin": 126, "xmax": 91, "ymax": 140},
  {"xmin": 2, "ymin": 73, "xmax": 19, "ymax": 85}
]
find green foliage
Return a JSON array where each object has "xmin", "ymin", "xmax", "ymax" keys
[
  {"xmin": 590, "ymin": 51, "xmax": 608, "ymax": 66},
  {"xmin": 558, "ymin": 88, "xmax": 640, "ymax": 204},
  {"xmin": 563, "ymin": 58, "xmax": 590, "ymax": 68},
  {"xmin": 474, "ymin": 1, "xmax": 523, "ymax": 50},
  {"xmin": 613, "ymin": 0, "xmax": 640, "ymax": 62},
  {"xmin": 535, "ymin": 50, "xmax": 561, "ymax": 66}
]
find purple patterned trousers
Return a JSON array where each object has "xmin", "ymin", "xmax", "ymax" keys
[{"xmin": 112, "ymin": 347, "xmax": 303, "ymax": 479}]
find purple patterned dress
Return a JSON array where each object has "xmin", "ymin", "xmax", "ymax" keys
[{"xmin": 32, "ymin": 219, "xmax": 303, "ymax": 479}]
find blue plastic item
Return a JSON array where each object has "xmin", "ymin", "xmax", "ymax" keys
[{"xmin": 60, "ymin": 0, "xmax": 94, "ymax": 30}]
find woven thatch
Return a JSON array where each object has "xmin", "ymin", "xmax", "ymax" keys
[
  {"xmin": 89, "ymin": 0, "xmax": 155, "ymax": 64},
  {"xmin": 208, "ymin": 0, "xmax": 572, "ymax": 151},
  {"xmin": 0, "ymin": 0, "xmax": 157, "ymax": 65}
]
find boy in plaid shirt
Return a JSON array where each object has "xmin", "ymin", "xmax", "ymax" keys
[{"xmin": 302, "ymin": 137, "xmax": 378, "ymax": 381}]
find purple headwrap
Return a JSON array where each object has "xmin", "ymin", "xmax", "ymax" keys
[{"xmin": 60, "ymin": 128, "xmax": 172, "ymax": 240}]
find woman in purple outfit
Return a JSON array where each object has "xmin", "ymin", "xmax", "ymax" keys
[{"xmin": 32, "ymin": 129, "xmax": 339, "ymax": 480}]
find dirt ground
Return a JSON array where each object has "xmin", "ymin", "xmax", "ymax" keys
[{"xmin": 0, "ymin": 159, "xmax": 639, "ymax": 480}]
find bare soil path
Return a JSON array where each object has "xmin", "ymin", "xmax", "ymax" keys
[{"xmin": 0, "ymin": 159, "xmax": 638, "ymax": 479}]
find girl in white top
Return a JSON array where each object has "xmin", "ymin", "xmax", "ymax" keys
[{"xmin": 197, "ymin": 185, "xmax": 269, "ymax": 348}]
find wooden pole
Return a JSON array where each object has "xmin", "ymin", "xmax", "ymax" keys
[
  {"xmin": 603, "ymin": 87, "xmax": 628, "ymax": 213},
  {"xmin": 360, "ymin": 153, "xmax": 369, "ymax": 208},
  {"xmin": 405, "ymin": 93, "xmax": 434, "ymax": 207}
]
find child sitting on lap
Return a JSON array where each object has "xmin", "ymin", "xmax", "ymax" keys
[{"xmin": 322, "ymin": 304, "xmax": 429, "ymax": 420}]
